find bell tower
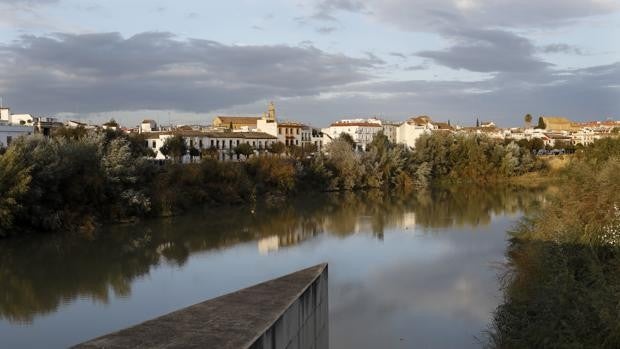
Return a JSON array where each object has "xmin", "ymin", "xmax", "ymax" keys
[{"xmin": 267, "ymin": 101, "xmax": 276, "ymax": 121}]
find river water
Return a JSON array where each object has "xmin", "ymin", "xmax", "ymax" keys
[{"xmin": 0, "ymin": 186, "xmax": 546, "ymax": 348}]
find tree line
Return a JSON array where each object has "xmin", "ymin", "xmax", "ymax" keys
[{"xmin": 0, "ymin": 128, "xmax": 546, "ymax": 236}]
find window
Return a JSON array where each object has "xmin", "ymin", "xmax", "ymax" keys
[
  {"xmin": 253, "ymin": 141, "xmax": 256, "ymax": 146},
  {"xmin": 279, "ymin": 128, "xmax": 283, "ymax": 134},
  {"xmin": 199, "ymin": 140, "xmax": 203, "ymax": 148},
  {"xmin": 295, "ymin": 140, "xmax": 299, "ymax": 145},
  {"xmin": 296, "ymin": 128, "xmax": 299, "ymax": 135},
  {"xmin": 6, "ymin": 136, "xmax": 12, "ymax": 145},
  {"xmin": 211, "ymin": 140, "xmax": 214, "ymax": 147},
  {"xmin": 152, "ymin": 141, "xmax": 156, "ymax": 149},
  {"xmin": 237, "ymin": 140, "xmax": 240, "ymax": 145}
]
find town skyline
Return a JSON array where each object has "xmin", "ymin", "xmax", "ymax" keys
[{"xmin": 0, "ymin": 0, "xmax": 618, "ymax": 127}]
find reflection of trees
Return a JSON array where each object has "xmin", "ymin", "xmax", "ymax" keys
[
  {"xmin": 487, "ymin": 240, "xmax": 620, "ymax": 348},
  {"xmin": 0, "ymin": 185, "xmax": 545, "ymax": 322}
]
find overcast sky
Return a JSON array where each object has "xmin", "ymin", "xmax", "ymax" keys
[{"xmin": 0, "ymin": 0, "xmax": 618, "ymax": 127}]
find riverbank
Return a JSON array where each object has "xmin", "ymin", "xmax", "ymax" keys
[
  {"xmin": 486, "ymin": 138, "xmax": 620, "ymax": 348},
  {"xmin": 0, "ymin": 128, "xmax": 580, "ymax": 237}
]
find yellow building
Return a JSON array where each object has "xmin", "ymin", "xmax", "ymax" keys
[{"xmin": 212, "ymin": 102, "xmax": 277, "ymax": 130}]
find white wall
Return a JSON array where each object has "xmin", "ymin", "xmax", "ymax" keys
[
  {"xmin": 396, "ymin": 123, "xmax": 431, "ymax": 149},
  {"xmin": 0, "ymin": 124, "xmax": 34, "ymax": 147}
]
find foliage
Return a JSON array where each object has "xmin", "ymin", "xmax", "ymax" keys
[
  {"xmin": 234, "ymin": 143, "xmax": 254, "ymax": 159},
  {"xmin": 268, "ymin": 141, "xmax": 286, "ymax": 155},
  {"xmin": 337, "ymin": 132, "xmax": 356, "ymax": 150},
  {"xmin": 487, "ymin": 137, "xmax": 620, "ymax": 348},
  {"xmin": 0, "ymin": 129, "xmax": 547, "ymax": 236},
  {"xmin": 160, "ymin": 135, "xmax": 188, "ymax": 163}
]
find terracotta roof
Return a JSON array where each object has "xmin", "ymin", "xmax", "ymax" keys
[
  {"xmin": 278, "ymin": 122, "xmax": 305, "ymax": 127},
  {"xmin": 407, "ymin": 116, "xmax": 432, "ymax": 125},
  {"xmin": 214, "ymin": 116, "xmax": 261, "ymax": 124}
]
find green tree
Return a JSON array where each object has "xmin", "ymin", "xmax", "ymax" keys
[
  {"xmin": 189, "ymin": 147, "xmax": 200, "ymax": 162},
  {"xmin": 338, "ymin": 132, "xmax": 356, "ymax": 150},
  {"xmin": 234, "ymin": 143, "xmax": 254, "ymax": 160},
  {"xmin": 0, "ymin": 147, "xmax": 32, "ymax": 236},
  {"xmin": 268, "ymin": 141, "xmax": 286, "ymax": 155},
  {"xmin": 524, "ymin": 114, "xmax": 533, "ymax": 128},
  {"xmin": 536, "ymin": 117, "xmax": 546, "ymax": 129},
  {"xmin": 201, "ymin": 146, "xmax": 219, "ymax": 159},
  {"xmin": 160, "ymin": 135, "xmax": 188, "ymax": 163}
]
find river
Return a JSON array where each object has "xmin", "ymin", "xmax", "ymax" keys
[{"xmin": 0, "ymin": 185, "xmax": 546, "ymax": 348}]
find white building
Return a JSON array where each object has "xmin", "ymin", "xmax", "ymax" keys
[
  {"xmin": 322, "ymin": 118, "xmax": 383, "ymax": 151},
  {"xmin": 381, "ymin": 121, "xmax": 400, "ymax": 144},
  {"xmin": 140, "ymin": 119, "xmax": 158, "ymax": 133},
  {"xmin": 395, "ymin": 116, "xmax": 435, "ymax": 149},
  {"xmin": 0, "ymin": 121, "xmax": 33, "ymax": 147},
  {"xmin": 144, "ymin": 130, "xmax": 278, "ymax": 162}
]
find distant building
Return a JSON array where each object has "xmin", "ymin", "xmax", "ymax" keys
[
  {"xmin": 140, "ymin": 119, "xmax": 158, "ymax": 133},
  {"xmin": 213, "ymin": 116, "xmax": 262, "ymax": 130},
  {"xmin": 381, "ymin": 121, "xmax": 400, "ymax": 143},
  {"xmin": 395, "ymin": 116, "xmax": 435, "ymax": 149},
  {"xmin": 322, "ymin": 118, "xmax": 383, "ymax": 151},
  {"xmin": 0, "ymin": 121, "xmax": 33, "ymax": 147},
  {"xmin": 538, "ymin": 116, "xmax": 575, "ymax": 131},
  {"xmin": 144, "ymin": 130, "xmax": 278, "ymax": 162}
]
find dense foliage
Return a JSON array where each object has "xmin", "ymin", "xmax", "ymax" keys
[
  {"xmin": 0, "ymin": 130, "xmax": 543, "ymax": 236},
  {"xmin": 487, "ymin": 137, "xmax": 620, "ymax": 348}
]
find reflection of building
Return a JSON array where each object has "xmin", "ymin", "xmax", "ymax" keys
[{"xmin": 258, "ymin": 236, "xmax": 280, "ymax": 255}]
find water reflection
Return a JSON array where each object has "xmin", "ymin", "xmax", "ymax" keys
[{"xmin": 0, "ymin": 185, "xmax": 546, "ymax": 338}]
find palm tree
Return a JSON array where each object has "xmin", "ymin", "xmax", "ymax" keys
[{"xmin": 524, "ymin": 114, "xmax": 533, "ymax": 128}]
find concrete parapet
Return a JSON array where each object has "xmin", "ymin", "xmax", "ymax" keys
[{"xmin": 73, "ymin": 263, "xmax": 329, "ymax": 349}]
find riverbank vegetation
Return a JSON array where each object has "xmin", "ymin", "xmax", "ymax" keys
[
  {"xmin": 0, "ymin": 128, "xmax": 568, "ymax": 236},
  {"xmin": 487, "ymin": 137, "xmax": 620, "ymax": 348}
]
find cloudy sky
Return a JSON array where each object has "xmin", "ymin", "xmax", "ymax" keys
[{"xmin": 0, "ymin": 0, "xmax": 618, "ymax": 127}]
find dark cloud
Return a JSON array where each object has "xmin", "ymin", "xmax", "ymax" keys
[
  {"xmin": 0, "ymin": 32, "xmax": 379, "ymax": 114},
  {"xmin": 418, "ymin": 28, "xmax": 551, "ymax": 73},
  {"xmin": 542, "ymin": 43, "xmax": 584, "ymax": 55},
  {"xmin": 263, "ymin": 62, "xmax": 620, "ymax": 126}
]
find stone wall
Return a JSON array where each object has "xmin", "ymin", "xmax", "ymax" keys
[
  {"xmin": 250, "ymin": 264, "xmax": 328, "ymax": 349},
  {"xmin": 74, "ymin": 264, "xmax": 328, "ymax": 349}
]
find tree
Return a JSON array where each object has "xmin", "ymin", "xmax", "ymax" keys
[
  {"xmin": 160, "ymin": 135, "xmax": 188, "ymax": 163},
  {"xmin": 531, "ymin": 138, "xmax": 545, "ymax": 151},
  {"xmin": 201, "ymin": 146, "xmax": 219, "ymax": 159},
  {"xmin": 53, "ymin": 126, "xmax": 87, "ymax": 140},
  {"xmin": 524, "ymin": 114, "xmax": 533, "ymax": 128},
  {"xmin": 189, "ymin": 147, "xmax": 200, "ymax": 162},
  {"xmin": 0, "ymin": 145, "xmax": 32, "ymax": 236},
  {"xmin": 536, "ymin": 117, "xmax": 546, "ymax": 129},
  {"xmin": 234, "ymin": 143, "xmax": 254, "ymax": 160},
  {"xmin": 338, "ymin": 132, "xmax": 356, "ymax": 150},
  {"xmin": 476, "ymin": 118, "xmax": 480, "ymax": 128},
  {"xmin": 268, "ymin": 141, "xmax": 286, "ymax": 155}
]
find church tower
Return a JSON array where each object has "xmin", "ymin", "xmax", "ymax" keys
[{"xmin": 267, "ymin": 101, "xmax": 276, "ymax": 121}]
